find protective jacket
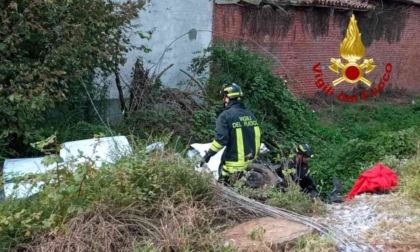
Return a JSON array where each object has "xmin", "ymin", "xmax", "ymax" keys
[
  {"xmin": 288, "ymin": 157, "xmax": 309, "ymax": 180},
  {"xmin": 209, "ymin": 101, "xmax": 261, "ymax": 175},
  {"xmin": 276, "ymin": 157, "xmax": 317, "ymax": 194}
]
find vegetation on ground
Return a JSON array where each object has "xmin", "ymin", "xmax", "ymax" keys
[
  {"xmin": 234, "ymin": 171, "xmax": 326, "ymax": 216},
  {"xmin": 291, "ymin": 233, "xmax": 336, "ymax": 252},
  {"xmin": 0, "ymin": 136, "xmax": 235, "ymax": 251},
  {"xmin": 310, "ymin": 102, "xmax": 420, "ymax": 196},
  {"xmin": 1, "ymin": 11, "xmax": 420, "ymax": 249}
]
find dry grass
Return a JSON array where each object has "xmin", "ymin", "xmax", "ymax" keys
[
  {"xmin": 20, "ymin": 191, "xmax": 249, "ymax": 252},
  {"xmin": 364, "ymin": 154, "xmax": 420, "ymax": 250},
  {"xmin": 17, "ymin": 184, "xmax": 367, "ymax": 252},
  {"xmin": 22, "ymin": 205, "xmax": 159, "ymax": 252},
  {"xmin": 363, "ymin": 193, "xmax": 420, "ymax": 250},
  {"xmin": 157, "ymin": 197, "xmax": 231, "ymax": 251},
  {"xmin": 398, "ymin": 156, "xmax": 420, "ymax": 201}
]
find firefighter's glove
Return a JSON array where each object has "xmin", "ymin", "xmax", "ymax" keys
[{"xmin": 200, "ymin": 149, "xmax": 217, "ymax": 166}]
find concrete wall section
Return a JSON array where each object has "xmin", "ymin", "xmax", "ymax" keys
[{"xmin": 107, "ymin": 0, "xmax": 214, "ymax": 100}]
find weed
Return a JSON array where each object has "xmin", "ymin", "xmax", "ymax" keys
[
  {"xmin": 248, "ymin": 227, "xmax": 266, "ymax": 242},
  {"xmin": 236, "ymin": 180, "xmax": 325, "ymax": 216},
  {"xmin": 291, "ymin": 233, "xmax": 337, "ymax": 252},
  {"xmin": 395, "ymin": 156, "xmax": 420, "ymax": 200}
]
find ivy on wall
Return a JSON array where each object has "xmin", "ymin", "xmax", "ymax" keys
[
  {"xmin": 241, "ymin": 6, "xmax": 294, "ymax": 37},
  {"xmin": 348, "ymin": 1, "xmax": 412, "ymax": 46},
  {"xmin": 223, "ymin": 0, "xmax": 412, "ymax": 46}
]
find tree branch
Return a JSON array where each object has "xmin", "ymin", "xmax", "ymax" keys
[
  {"xmin": 150, "ymin": 63, "xmax": 174, "ymax": 86},
  {"xmin": 179, "ymin": 69, "xmax": 207, "ymax": 96}
]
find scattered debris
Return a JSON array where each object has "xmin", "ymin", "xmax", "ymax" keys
[
  {"xmin": 2, "ymin": 136, "xmax": 132, "ymax": 199},
  {"xmin": 317, "ymin": 194, "xmax": 386, "ymax": 252}
]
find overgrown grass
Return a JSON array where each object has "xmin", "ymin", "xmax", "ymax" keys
[
  {"xmin": 396, "ymin": 156, "xmax": 420, "ymax": 200},
  {"xmin": 309, "ymin": 101, "xmax": 420, "ymax": 197},
  {"xmin": 0, "ymin": 137, "xmax": 236, "ymax": 252},
  {"xmin": 0, "ymin": 132, "xmax": 342, "ymax": 252},
  {"xmin": 381, "ymin": 152, "xmax": 420, "ymax": 201},
  {"xmin": 234, "ymin": 177, "xmax": 326, "ymax": 216},
  {"xmin": 291, "ymin": 234, "xmax": 336, "ymax": 252},
  {"xmin": 363, "ymin": 177, "xmax": 420, "ymax": 249}
]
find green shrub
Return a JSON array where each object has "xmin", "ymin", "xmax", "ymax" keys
[
  {"xmin": 189, "ymin": 102, "xmax": 219, "ymax": 143},
  {"xmin": 0, "ymin": 0, "xmax": 143, "ymax": 157},
  {"xmin": 0, "ymin": 137, "xmax": 215, "ymax": 250},
  {"xmin": 412, "ymin": 97, "xmax": 420, "ymax": 111},
  {"xmin": 188, "ymin": 43, "xmax": 315, "ymax": 154}
]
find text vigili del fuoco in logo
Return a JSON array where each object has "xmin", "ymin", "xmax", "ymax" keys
[{"xmin": 312, "ymin": 14, "xmax": 393, "ymax": 103}]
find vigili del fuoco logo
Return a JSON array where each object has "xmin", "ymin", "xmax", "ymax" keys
[{"xmin": 312, "ymin": 14, "xmax": 393, "ymax": 102}]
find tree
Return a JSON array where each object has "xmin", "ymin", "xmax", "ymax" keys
[{"xmin": 0, "ymin": 0, "xmax": 144, "ymax": 157}]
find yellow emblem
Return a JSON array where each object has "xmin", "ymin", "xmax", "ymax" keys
[{"xmin": 329, "ymin": 14, "xmax": 375, "ymax": 86}]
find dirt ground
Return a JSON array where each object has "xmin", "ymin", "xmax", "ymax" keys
[
  {"xmin": 222, "ymin": 217, "xmax": 314, "ymax": 251},
  {"xmin": 222, "ymin": 193, "xmax": 420, "ymax": 252}
]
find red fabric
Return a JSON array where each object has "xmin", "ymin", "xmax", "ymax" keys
[{"xmin": 346, "ymin": 163, "xmax": 398, "ymax": 201}]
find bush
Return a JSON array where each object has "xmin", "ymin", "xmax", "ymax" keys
[
  {"xmin": 0, "ymin": 0, "xmax": 143, "ymax": 157},
  {"xmin": 0, "ymin": 137, "xmax": 219, "ymax": 251}
]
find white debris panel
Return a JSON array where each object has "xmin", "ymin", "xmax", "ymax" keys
[{"xmin": 2, "ymin": 136, "xmax": 133, "ymax": 199}]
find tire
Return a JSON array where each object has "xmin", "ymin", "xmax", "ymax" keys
[{"xmin": 245, "ymin": 163, "xmax": 278, "ymax": 189}]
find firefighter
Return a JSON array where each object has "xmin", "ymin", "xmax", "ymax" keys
[
  {"xmin": 202, "ymin": 83, "xmax": 261, "ymax": 186},
  {"xmin": 276, "ymin": 143, "xmax": 318, "ymax": 197}
]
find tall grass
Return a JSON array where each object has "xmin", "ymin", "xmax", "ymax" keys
[{"xmin": 0, "ymin": 136, "xmax": 236, "ymax": 252}]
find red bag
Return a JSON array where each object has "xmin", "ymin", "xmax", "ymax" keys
[{"xmin": 346, "ymin": 162, "xmax": 398, "ymax": 201}]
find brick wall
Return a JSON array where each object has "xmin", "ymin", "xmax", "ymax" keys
[{"xmin": 212, "ymin": 4, "xmax": 420, "ymax": 98}]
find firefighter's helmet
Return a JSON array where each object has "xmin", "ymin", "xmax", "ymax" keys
[
  {"xmin": 296, "ymin": 143, "xmax": 314, "ymax": 158},
  {"xmin": 221, "ymin": 83, "xmax": 244, "ymax": 99}
]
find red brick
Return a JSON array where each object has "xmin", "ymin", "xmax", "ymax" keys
[{"xmin": 213, "ymin": 4, "xmax": 420, "ymax": 96}]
